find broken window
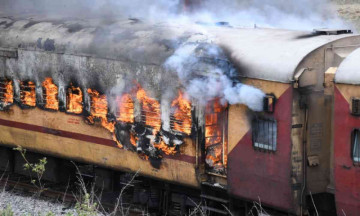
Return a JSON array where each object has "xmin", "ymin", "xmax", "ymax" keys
[
  {"xmin": 205, "ymin": 99, "xmax": 227, "ymax": 175},
  {"xmin": 66, "ymin": 84, "xmax": 83, "ymax": 114},
  {"xmin": 252, "ymin": 117, "xmax": 277, "ymax": 151},
  {"xmin": 0, "ymin": 78, "xmax": 13, "ymax": 108},
  {"xmin": 352, "ymin": 129, "xmax": 360, "ymax": 163},
  {"xmin": 20, "ymin": 81, "xmax": 36, "ymax": 107}
]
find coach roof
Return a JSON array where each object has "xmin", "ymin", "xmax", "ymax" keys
[{"xmin": 0, "ymin": 16, "xmax": 354, "ymax": 83}]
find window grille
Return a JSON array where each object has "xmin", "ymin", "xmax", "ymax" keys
[
  {"xmin": 0, "ymin": 79, "xmax": 13, "ymax": 107},
  {"xmin": 252, "ymin": 118, "xmax": 277, "ymax": 151},
  {"xmin": 20, "ymin": 81, "xmax": 36, "ymax": 107},
  {"xmin": 352, "ymin": 98, "xmax": 360, "ymax": 116},
  {"xmin": 352, "ymin": 129, "xmax": 360, "ymax": 163}
]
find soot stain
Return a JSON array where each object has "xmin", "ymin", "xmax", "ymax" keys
[{"xmin": 44, "ymin": 38, "xmax": 55, "ymax": 51}]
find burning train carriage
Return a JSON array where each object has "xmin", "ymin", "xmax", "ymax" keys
[
  {"xmin": 1, "ymin": 16, "xmax": 360, "ymax": 215},
  {"xmin": 0, "ymin": 17, "xmax": 207, "ymax": 188},
  {"xmin": 332, "ymin": 48, "xmax": 360, "ymax": 216}
]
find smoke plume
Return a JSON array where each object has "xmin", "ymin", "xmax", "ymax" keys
[
  {"xmin": 0, "ymin": 0, "xmax": 348, "ymax": 112},
  {"xmin": 0, "ymin": 0, "xmax": 345, "ymax": 30},
  {"xmin": 164, "ymin": 39, "xmax": 265, "ymax": 111}
]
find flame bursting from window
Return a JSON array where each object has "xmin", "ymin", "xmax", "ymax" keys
[
  {"xmin": 171, "ymin": 91, "xmax": 192, "ymax": 135},
  {"xmin": 20, "ymin": 81, "xmax": 36, "ymax": 107},
  {"xmin": 136, "ymin": 86, "xmax": 161, "ymax": 132},
  {"xmin": 2, "ymin": 77, "xmax": 195, "ymax": 158},
  {"xmin": 87, "ymin": 88, "xmax": 115, "ymax": 133},
  {"xmin": 66, "ymin": 84, "xmax": 83, "ymax": 114},
  {"xmin": 205, "ymin": 99, "xmax": 227, "ymax": 168},
  {"xmin": 116, "ymin": 94, "xmax": 134, "ymax": 123},
  {"xmin": 42, "ymin": 78, "xmax": 59, "ymax": 110},
  {"xmin": 0, "ymin": 80, "xmax": 13, "ymax": 105}
]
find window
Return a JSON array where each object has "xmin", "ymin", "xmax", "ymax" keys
[
  {"xmin": 0, "ymin": 78, "xmax": 13, "ymax": 108},
  {"xmin": 352, "ymin": 129, "xmax": 360, "ymax": 163},
  {"xmin": 252, "ymin": 118, "xmax": 277, "ymax": 151},
  {"xmin": 204, "ymin": 98, "xmax": 227, "ymax": 175},
  {"xmin": 20, "ymin": 81, "xmax": 36, "ymax": 107},
  {"xmin": 263, "ymin": 94, "xmax": 276, "ymax": 113},
  {"xmin": 66, "ymin": 84, "xmax": 83, "ymax": 114},
  {"xmin": 351, "ymin": 98, "xmax": 360, "ymax": 116}
]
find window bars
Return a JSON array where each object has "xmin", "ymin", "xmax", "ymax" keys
[
  {"xmin": 20, "ymin": 81, "xmax": 36, "ymax": 107},
  {"xmin": 351, "ymin": 98, "xmax": 360, "ymax": 116},
  {"xmin": 252, "ymin": 118, "xmax": 277, "ymax": 151},
  {"xmin": 0, "ymin": 79, "xmax": 13, "ymax": 107}
]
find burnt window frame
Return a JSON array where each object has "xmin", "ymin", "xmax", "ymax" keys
[
  {"xmin": 0, "ymin": 78, "xmax": 14, "ymax": 109},
  {"xmin": 351, "ymin": 129, "xmax": 360, "ymax": 165},
  {"xmin": 41, "ymin": 78, "xmax": 59, "ymax": 111},
  {"xmin": 65, "ymin": 84, "xmax": 84, "ymax": 115},
  {"xmin": 252, "ymin": 117, "xmax": 277, "ymax": 152},
  {"xmin": 203, "ymin": 99, "xmax": 229, "ymax": 176},
  {"xmin": 19, "ymin": 80, "xmax": 37, "ymax": 108}
]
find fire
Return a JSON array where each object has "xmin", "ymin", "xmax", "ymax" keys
[
  {"xmin": 136, "ymin": 86, "xmax": 161, "ymax": 132},
  {"xmin": 113, "ymin": 134, "xmax": 123, "ymax": 148},
  {"xmin": 154, "ymin": 141, "xmax": 177, "ymax": 155},
  {"xmin": 205, "ymin": 99, "xmax": 227, "ymax": 168},
  {"xmin": 87, "ymin": 88, "xmax": 115, "ymax": 132},
  {"xmin": 116, "ymin": 94, "xmax": 134, "ymax": 123},
  {"xmin": 171, "ymin": 91, "xmax": 192, "ymax": 135},
  {"xmin": 66, "ymin": 84, "xmax": 83, "ymax": 114},
  {"xmin": 205, "ymin": 145, "xmax": 223, "ymax": 167},
  {"xmin": 20, "ymin": 81, "xmax": 36, "ymax": 107},
  {"xmin": 0, "ymin": 80, "xmax": 13, "ymax": 105},
  {"xmin": 130, "ymin": 133, "xmax": 137, "ymax": 147},
  {"xmin": 42, "ymin": 78, "xmax": 58, "ymax": 110}
]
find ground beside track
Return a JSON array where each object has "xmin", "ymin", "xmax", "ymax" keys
[{"xmin": 0, "ymin": 190, "xmax": 76, "ymax": 215}]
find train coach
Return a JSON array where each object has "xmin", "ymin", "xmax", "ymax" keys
[
  {"xmin": 331, "ymin": 48, "xmax": 360, "ymax": 216},
  {"xmin": 0, "ymin": 16, "xmax": 360, "ymax": 215}
]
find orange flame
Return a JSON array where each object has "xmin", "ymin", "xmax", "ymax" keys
[
  {"xmin": 116, "ymin": 94, "xmax": 134, "ymax": 123},
  {"xmin": 20, "ymin": 81, "xmax": 36, "ymax": 107},
  {"xmin": 130, "ymin": 133, "xmax": 137, "ymax": 147},
  {"xmin": 171, "ymin": 91, "xmax": 192, "ymax": 135},
  {"xmin": 87, "ymin": 88, "xmax": 115, "ymax": 133},
  {"xmin": 1, "ymin": 80, "xmax": 13, "ymax": 105},
  {"xmin": 42, "ymin": 78, "xmax": 58, "ymax": 110},
  {"xmin": 205, "ymin": 145, "xmax": 223, "ymax": 167},
  {"xmin": 66, "ymin": 85, "xmax": 83, "ymax": 114},
  {"xmin": 113, "ymin": 134, "xmax": 123, "ymax": 148},
  {"xmin": 205, "ymin": 99, "xmax": 227, "ymax": 168},
  {"xmin": 154, "ymin": 141, "xmax": 176, "ymax": 155},
  {"xmin": 136, "ymin": 86, "xmax": 161, "ymax": 132}
]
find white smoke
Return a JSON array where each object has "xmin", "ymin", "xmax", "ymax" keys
[
  {"xmin": 164, "ymin": 41, "xmax": 265, "ymax": 111},
  {"xmin": 0, "ymin": 0, "xmax": 346, "ymax": 30},
  {"xmin": 0, "ymin": 0, "xmax": 348, "ymax": 112}
]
